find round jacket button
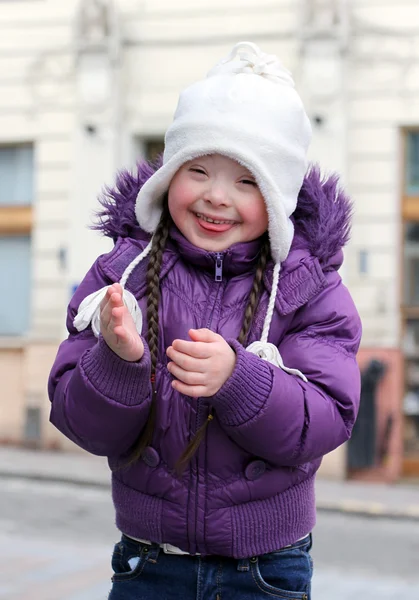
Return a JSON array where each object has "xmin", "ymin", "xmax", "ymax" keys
[
  {"xmin": 142, "ymin": 447, "xmax": 160, "ymax": 468},
  {"xmin": 245, "ymin": 460, "xmax": 266, "ymax": 481}
]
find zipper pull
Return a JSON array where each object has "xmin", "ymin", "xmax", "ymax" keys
[{"xmin": 215, "ymin": 253, "xmax": 223, "ymax": 282}]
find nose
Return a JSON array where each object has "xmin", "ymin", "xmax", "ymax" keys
[{"xmin": 203, "ymin": 182, "xmax": 230, "ymax": 207}]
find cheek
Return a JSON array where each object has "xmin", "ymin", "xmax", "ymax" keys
[
  {"xmin": 242, "ymin": 200, "xmax": 269, "ymax": 232},
  {"xmin": 168, "ymin": 181, "xmax": 190, "ymax": 217}
]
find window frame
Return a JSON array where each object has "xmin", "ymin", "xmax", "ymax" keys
[
  {"xmin": 0, "ymin": 143, "xmax": 34, "ymax": 236},
  {"xmin": 402, "ymin": 128, "xmax": 419, "ymax": 222},
  {"xmin": 401, "ymin": 128, "xmax": 419, "ymax": 472},
  {"xmin": 406, "ymin": 130, "xmax": 419, "ymax": 197},
  {"xmin": 0, "ymin": 143, "xmax": 34, "ymax": 340},
  {"xmin": 134, "ymin": 136, "xmax": 164, "ymax": 164}
]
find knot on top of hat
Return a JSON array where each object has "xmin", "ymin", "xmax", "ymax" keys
[
  {"xmin": 246, "ymin": 341, "xmax": 307, "ymax": 382},
  {"xmin": 210, "ymin": 41, "xmax": 295, "ymax": 87}
]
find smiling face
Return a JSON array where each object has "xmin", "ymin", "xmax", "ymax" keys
[{"xmin": 167, "ymin": 154, "xmax": 269, "ymax": 252}]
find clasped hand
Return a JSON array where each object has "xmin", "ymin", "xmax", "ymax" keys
[{"xmin": 166, "ymin": 329, "xmax": 236, "ymax": 397}]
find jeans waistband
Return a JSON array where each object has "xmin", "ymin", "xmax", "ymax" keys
[
  {"xmin": 123, "ymin": 535, "xmax": 201, "ymax": 556},
  {"xmin": 122, "ymin": 532, "xmax": 311, "ymax": 558}
]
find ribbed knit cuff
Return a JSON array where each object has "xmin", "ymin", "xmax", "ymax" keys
[
  {"xmin": 80, "ymin": 336, "xmax": 151, "ymax": 406},
  {"xmin": 211, "ymin": 339, "xmax": 273, "ymax": 427}
]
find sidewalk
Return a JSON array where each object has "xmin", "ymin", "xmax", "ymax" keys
[{"xmin": 1, "ymin": 445, "xmax": 419, "ymax": 521}]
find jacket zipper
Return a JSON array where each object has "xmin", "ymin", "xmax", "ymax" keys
[
  {"xmin": 206, "ymin": 253, "xmax": 224, "ymax": 329},
  {"xmin": 193, "ymin": 252, "xmax": 224, "ymax": 553},
  {"xmin": 214, "ymin": 252, "xmax": 223, "ymax": 282}
]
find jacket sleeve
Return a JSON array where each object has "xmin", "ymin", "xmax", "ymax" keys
[
  {"xmin": 210, "ymin": 272, "xmax": 362, "ymax": 467},
  {"xmin": 48, "ymin": 258, "xmax": 152, "ymax": 457}
]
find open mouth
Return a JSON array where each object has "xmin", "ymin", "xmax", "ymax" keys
[{"xmin": 195, "ymin": 212, "xmax": 238, "ymax": 225}]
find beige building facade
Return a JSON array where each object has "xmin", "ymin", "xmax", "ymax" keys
[{"xmin": 1, "ymin": 0, "xmax": 419, "ymax": 479}]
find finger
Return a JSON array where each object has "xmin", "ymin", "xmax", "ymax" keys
[
  {"xmin": 110, "ymin": 305, "xmax": 124, "ymax": 330},
  {"xmin": 100, "ymin": 285, "xmax": 118, "ymax": 312},
  {"xmin": 112, "ymin": 283, "xmax": 123, "ymax": 296},
  {"xmin": 171, "ymin": 339, "xmax": 212, "ymax": 358},
  {"xmin": 100, "ymin": 292, "xmax": 111, "ymax": 312},
  {"xmin": 110, "ymin": 292, "xmax": 124, "ymax": 308},
  {"xmin": 112, "ymin": 324, "xmax": 127, "ymax": 342},
  {"xmin": 104, "ymin": 284, "xmax": 119, "ymax": 301},
  {"xmin": 166, "ymin": 347, "xmax": 206, "ymax": 372},
  {"xmin": 171, "ymin": 380, "xmax": 208, "ymax": 398},
  {"xmin": 100, "ymin": 297, "xmax": 113, "ymax": 327},
  {"xmin": 101, "ymin": 293, "xmax": 123, "ymax": 328},
  {"xmin": 188, "ymin": 328, "xmax": 219, "ymax": 343},
  {"xmin": 167, "ymin": 362, "xmax": 205, "ymax": 386}
]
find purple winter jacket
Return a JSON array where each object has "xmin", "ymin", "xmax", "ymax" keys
[{"xmin": 48, "ymin": 163, "xmax": 362, "ymax": 558}]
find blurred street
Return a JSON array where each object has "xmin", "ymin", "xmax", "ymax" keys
[{"xmin": 1, "ymin": 448, "xmax": 419, "ymax": 599}]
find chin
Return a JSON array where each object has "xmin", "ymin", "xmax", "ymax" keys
[{"xmin": 195, "ymin": 236, "xmax": 234, "ymax": 252}]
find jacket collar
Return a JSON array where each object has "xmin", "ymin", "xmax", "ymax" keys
[
  {"xmin": 166, "ymin": 225, "xmax": 263, "ymax": 277},
  {"xmin": 99, "ymin": 229, "xmax": 328, "ymax": 316}
]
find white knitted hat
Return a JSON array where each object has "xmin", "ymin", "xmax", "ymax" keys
[
  {"xmin": 74, "ymin": 42, "xmax": 310, "ymax": 380},
  {"xmin": 135, "ymin": 41, "xmax": 312, "ymax": 265}
]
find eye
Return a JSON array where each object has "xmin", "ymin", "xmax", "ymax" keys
[
  {"xmin": 189, "ymin": 167, "xmax": 206, "ymax": 175},
  {"xmin": 240, "ymin": 178, "xmax": 257, "ymax": 186}
]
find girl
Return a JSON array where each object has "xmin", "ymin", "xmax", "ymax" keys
[{"xmin": 48, "ymin": 42, "xmax": 361, "ymax": 599}]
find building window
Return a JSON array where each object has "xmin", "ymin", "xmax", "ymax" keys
[
  {"xmin": 0, "ymin": 144, "xmax": 33, "ymax": 337},
  {"xmin": 0, "ymin": 146, "xmax": 33, "ymax": 206},
  {"xmin": 404, "ymin": 223, "xmax": 419, "ymax": 306},
  {"xmin": 406, "ymin": 132, "xmax": 419, "ymax": 197},
  {"xmin": 134, "ymin": 137, "xmax": 164, "ymax": 164},
  {"xmin": 0, "ymin": 236, "xmax": 31, "ymax": 336},
  {"xmin": 144, "ymin": 139, "xmax": 164, "ymax": 162},
  {"xmin": 402, "ymin": 130, "xmax": 419, "ymax": 472}
]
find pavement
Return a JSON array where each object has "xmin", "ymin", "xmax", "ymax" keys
[
  {"xmin": 1, "ymin": 445, "xmax": 419, "ymax": 521},
  {"xmin": 0, "ymin": 533, "xmax": 111, "ymax": 600},
  {"xmin": 3, "ymin": 445, "xmax": 419, "ymax": 600}
]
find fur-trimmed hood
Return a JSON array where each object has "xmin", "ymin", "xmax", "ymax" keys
[{"xmin": 94, "ymin": 160, "xmax": 352, "ymax": 268}]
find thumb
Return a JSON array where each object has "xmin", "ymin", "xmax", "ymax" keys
[{"xmin": 188, "ymin": 328, "xmax": 218, "ymax": 343}]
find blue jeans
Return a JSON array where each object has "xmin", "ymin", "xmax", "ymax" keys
[{"xmin": 108, "ymin": 533, "xmax": 313, "ymax": 599}]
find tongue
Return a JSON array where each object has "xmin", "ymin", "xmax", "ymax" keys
[{"xmin": 197, "ymin": 216, "xmax": 235, "ymax": 233}]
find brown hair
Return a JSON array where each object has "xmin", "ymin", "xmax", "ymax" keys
[
  {"xmin": 127, "ymin": 206, "xmax": 270, "ymax": 471},
  {"xmin": 124, "ymin": 202, "xmax": 171, "ymax": 466}
]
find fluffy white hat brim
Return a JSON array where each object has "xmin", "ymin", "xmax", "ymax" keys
[{"xmin": 135, "ymin": 136, "xmax": 303, "ymax": 265}]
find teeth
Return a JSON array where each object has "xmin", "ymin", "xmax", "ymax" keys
[{"xmin": 196, "ymin": 213, "xmax": 234, "ymax": 225}]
